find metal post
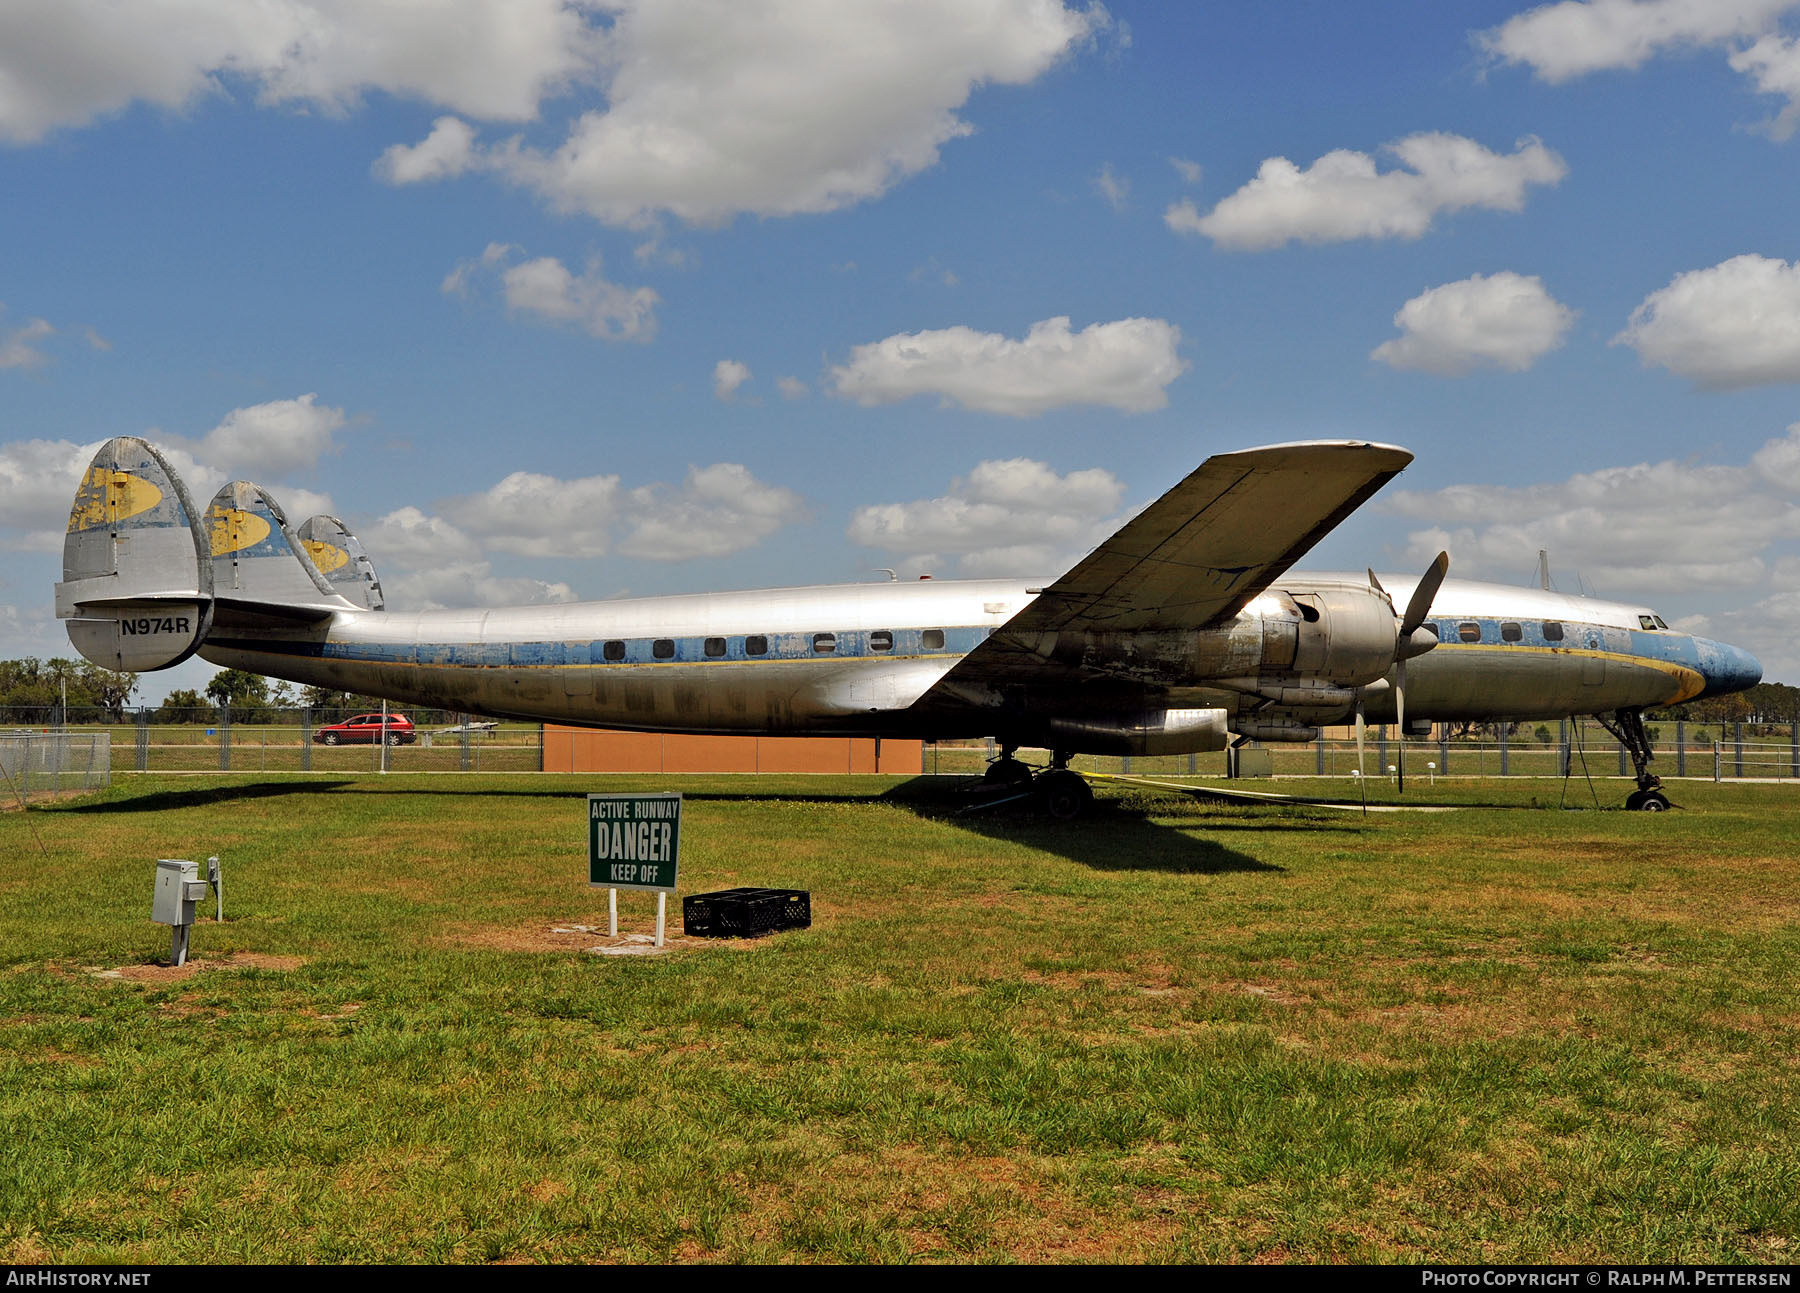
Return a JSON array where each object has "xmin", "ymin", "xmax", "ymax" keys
[
  {"xmin": 1714, "ymin": 740, "xmax": 1722, "ymax": 782},
  {"xmin": 302, "ymin": 707, "xmax": 313, "ymax": 772},
  {"xmin": 1677, "ymin": 720, "xmax": 1686, "ymax": 777},
  {"xmin": 609, "ymin": 887, "xmax": 617, "ymax": 938},
  {"xmin": 1499, "ymin": 725, "xmax": 1509, "ymax": 776},
  {"xmin": 1736, "ymin": 721, "xmax": 1745, "ymax": 778},
  {"xmin": 461, "ymin": 715, "xmax": 472, "ymax": 772},
  {"xmin": 655, "ymin": 892, "xmax": 666, "ymax": 949},
  {"xmin": 136, "ymin": 706, "xmax": 148, "ymax": 772},
  {"xmin": 219, "ymin": 709, "xmax": 231, "ymax": 771},
  {"xmin": 1791, "ymin": 721, "xmax": 1798, "ymax": 780},
  {"xmin": 1439, "ymin": 732, "xmax": 1449, "ymax": 776},
  {"xmin": 379, "ymin": 699, "xmax": 389, "ymax": 774}
]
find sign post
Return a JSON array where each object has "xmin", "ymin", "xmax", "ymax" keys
[{"xmin": 587, "ymin": 792, "xmax": 681, "ymax": 947}]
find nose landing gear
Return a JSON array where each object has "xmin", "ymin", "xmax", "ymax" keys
[{"xmin": 1596, "ymin": 708, "xmax": 1673, "ymax": 812}]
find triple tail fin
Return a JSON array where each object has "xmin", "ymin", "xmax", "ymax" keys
[
  {"xmin": 296, "ymin": 515, "xmax": 385, "ymax": 611},
  {"xmin": 56, "ymin": 437, "xmax": 214, "ymax": 671},
  {"xmin": 56, "ymin": 437, "xmax": 371, "ymax": 672}
]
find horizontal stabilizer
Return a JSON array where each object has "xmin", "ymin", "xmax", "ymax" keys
[
  {"xmin": 297, "ymin": 514, "xmax": 385, "ymax": 611},
  {"xmin": 56, "ymin": 437, "xmax": 213, "ymax": 671}
]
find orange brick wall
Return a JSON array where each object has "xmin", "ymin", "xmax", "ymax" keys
[{"xmin": 543, "ymin": 726, "xmax": 923, "ymax": 774}]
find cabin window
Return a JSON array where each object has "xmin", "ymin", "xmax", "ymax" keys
[
  {"xmin": 745, "ymin": 635, "xmax": 768, "ymax": 656},
  {"xmin": 1543, "ymin": 621, "xmax": 1564, "ymax": 642},
  {"xmin": 652, "ymin": 639, "xmax": 674, "ymax": 660},
  {"xmin": 870, "ymin": 630, "xmax": 893, "ymax": 652},
  {"xmin": 812, "ymin": 633, "xmax": 837, "ymax": 653},
  {"xmin": 704, "ymin": 637, "xmax": 726, "ymax": 658},
  {"xmin": 1457, "ymin": 621, "xmax": 1482, "ymax": 643},
  {"xmin": 1501, "ymin": 622, "xmax": 1523, "ymax": 642},
  {"xmin": 602, "ymin": 640, "xmax": 625, "ymax": 662},
  {"xmin": 921, "ymin": 629, "xmax": 946, "ymax": 650}
]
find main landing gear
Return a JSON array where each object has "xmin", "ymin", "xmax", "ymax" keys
[
  {"xmin": 979, "ymin": 746, "xmax": 1093, "ymax": 820},
  {"xmin": 1594, "ymin": 708, "xmax": 1672, "ymax": 812}
]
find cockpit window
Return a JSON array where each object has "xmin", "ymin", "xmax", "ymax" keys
[
  {"xmin": 1638, "ymin": 615, "xmax": 1658, "ymax": 631},
  {"xmin": 1653, "ymin": 615, "xmax": 1669, "ymax": 630}
]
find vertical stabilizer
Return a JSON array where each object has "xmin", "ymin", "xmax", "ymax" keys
[
  {"xmin": 204, "ymin": 482, "xmax": 356, "ymax": 612},
  {"xmin": 297, "ymin": 515, "xmax": 385, "ymax": 611},
  {"xmin": 55, "ymin": 436, "xmax": 214, "ymax": 671}
]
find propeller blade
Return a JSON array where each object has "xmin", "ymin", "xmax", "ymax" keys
[
  {"xmin": 1399, "ymin": 550, "xmax": 1450, "ymax": 638},
  {"xmin": 1367, "ymin": 567, "xmax": 1389, "ymax": 601},
  {"xmin": 1354, "ymin": 702, "xmax": 1366, "ymax": 782},
  {"xmin": 1395, "ymin": 658, "xmax": 1406, "ymax": 793}
]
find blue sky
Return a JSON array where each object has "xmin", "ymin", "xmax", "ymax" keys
[{"xmin": 6, "ymin": 0, "xmax": 1800, "ymax": 699}]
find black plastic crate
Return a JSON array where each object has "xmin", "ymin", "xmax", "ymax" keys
[{"xmin": 683, "ymin": 887, "xmax": 811, "ymax": 938}]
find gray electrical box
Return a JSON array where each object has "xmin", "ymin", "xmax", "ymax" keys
[{"xmin": 153, "ymin": 859, "xmax": 201, "ymax": 925}]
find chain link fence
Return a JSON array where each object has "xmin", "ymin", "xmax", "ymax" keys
[{"xmin": 0, "ymin": 730, "xmax": 111, "ymax": 798}]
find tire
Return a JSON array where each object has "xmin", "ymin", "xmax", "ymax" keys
[
  {"xmin": 1038, "ymin": 769, "xmax": 1092, "ymax": 821},
  {"xmin": 322, "ymin": 733, "xmax": 339, "ymax": 746},
  {"xmin": 983, "ymin": 758, "xmax": 1032, "ymax": 787},
  {"xmin": 1626, "ymin": 789, "xmax": 1670, "ymax": 812},
  {"xmin": 387, "ymin": 733, "xmax": 402, "ymax": 746}
]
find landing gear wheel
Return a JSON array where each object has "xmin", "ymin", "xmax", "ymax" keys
[
  {"xmin": 1625, "ymin": 789, "xmax": 1670, "ymax": 812},
  {"xmin": 1037, "ymin": 769, "xmax": 1092, "ymax": 821},
  {"xmin": 983, "ymin": 758, "xmax": 1033, "ymax": 787}
]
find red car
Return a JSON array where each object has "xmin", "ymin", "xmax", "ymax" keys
[{"xmin": 313, "ymin": 713, "xmax": 416, "ymax": 745}]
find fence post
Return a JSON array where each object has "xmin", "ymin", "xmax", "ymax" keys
[
  {"xmin": 302, "ymin": 707, "xmax": 313, "ymax": 771},
  {"xmin": 1791, "ymin": 721, "xmax": 1798, "ymax": 780},
  {"xmin": 219, "ymin": 709, "xmax": 231, "ymax": 771},
  {"xmin": 1439, "ymin": 731, "xmax": 1449, "ymax": 776},
  {"xmin": 1316, "ymin": 738, "xmax": 1325, "ymax": 776},
  {"xmin": 1714, "ymin": 740, "xmax": 1722, "ymax": 782},
  {"xmin": 136, "ymin": 705, "xmax": 148, "ymax": 773},
  {"xmin": 1735, "ymin": 722, "xmax": 1745, "ymax": 778},
  {"xmin": 1499, "ymin": 725, "xmax": 1509, "ymax": 776},
  {"xmin": 1677, "ymin": 719, "xmax": 1686, "ymax": 777},
  {"xmin": 460, "ymin": 714, "xmax": 472, "ymax": 772}
]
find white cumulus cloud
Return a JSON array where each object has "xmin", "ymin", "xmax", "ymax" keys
[
  {"xmin": 848, "ymin": 457, "xmax": 1127, "ymax": 576},
  {"xmin": 829, "ymin": 315, "xmax": 1186, "ymax": 416},
  {"xmin": 444, "ymin": 243, "xmax": 659, "ymax": 342},
  {"xmin": 0, "ymin": 314, "xmax": 54, "ymax": 371},
  {"xmin": 379, "ymin": 0, "xmax": 1104, "ymax": 227},
  {"xmin": 1614, "ymin": 253, "xmax": 1800, "ymax": 388},
  {"xmin": 1385, "ymin": 430, "xmax": 1800, "ymax": 594},
  {"xmin": 713, "ymin": 360, "xmax": 751, "ymax": 402},
  {"xmin": 193, "ymin": 393, "xmax": 349, "ymax": 475},
  {"xmin": 1476, "ymin": 0, "xmax": 1792, "ymax": 82},
  {"xmin": 619, "ymin": 464, "xmax": 808, "ymax": 560},
  {"xmin": 1372, "ymin": 272, "xmax": 1576, "ymax": 376},
  {"xmin": 1184, "ymin": 133, "xmax": 1567, "ymax": 251},
  {"xmin": 0, "ymin": 0, "xmax": 599, "ymax": 144}
]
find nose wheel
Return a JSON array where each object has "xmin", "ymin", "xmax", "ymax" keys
[
  {"xmin": 1596, "ymin": 708, "xmax": 1676, "ymax": 812},
  {"xmin": 971, "ymin": 746, "xmax": 1093, "ymax": 818}
]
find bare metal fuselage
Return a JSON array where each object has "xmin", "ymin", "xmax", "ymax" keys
[{"xmin": 199, "ymin": 572, "xmax": 1756, "ymax": 744}]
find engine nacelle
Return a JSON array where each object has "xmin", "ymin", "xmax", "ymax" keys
[
  {"xmin": 1044, "ymin": 707, "xmax": 1229, "ymax": 756},
  {"xmin": 1276, "ymin": 584, "xmax": 1399, "ymax": 687}
]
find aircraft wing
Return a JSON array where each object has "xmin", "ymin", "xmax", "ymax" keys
[{"xmin": 927, "ymin": 440, "xmax": 1411, "ymax": 691}]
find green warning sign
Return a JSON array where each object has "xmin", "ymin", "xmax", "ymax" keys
[{"xmin": 587, "ymin": 792, "xmax": 681, "ymax": 892}]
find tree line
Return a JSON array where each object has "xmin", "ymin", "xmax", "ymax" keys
[{"xmin": 0, "ymin": 659, "xmax": 460, "ymax": 726}]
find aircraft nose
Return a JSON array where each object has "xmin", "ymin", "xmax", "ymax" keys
[{"xmin": 1695, "ymin": 638, "xmax": 1762, "ymax": 699}]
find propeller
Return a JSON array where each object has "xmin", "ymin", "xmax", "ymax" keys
[{"xmin": 1391, "ymin": 551, "xmax": 1450, "ymax": 792}]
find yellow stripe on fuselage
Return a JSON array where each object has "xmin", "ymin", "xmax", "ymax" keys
[{"xmin": 1430, "ymin": 642, "xmax": 1707, "ymax": 703}]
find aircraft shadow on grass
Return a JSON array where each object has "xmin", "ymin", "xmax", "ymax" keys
[{"xmin": 58, "ymin": 780, "xmax": 361, "ymax": 813}]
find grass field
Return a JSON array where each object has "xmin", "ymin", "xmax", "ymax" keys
[{"xmin": 2, "ymin": 773, "xmax": 1797, "ymax": 1263}]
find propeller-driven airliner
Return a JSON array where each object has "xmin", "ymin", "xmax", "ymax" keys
[{"xmin": 56, "ymin": 437, "xmax": 1761, "ymax": 816}]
